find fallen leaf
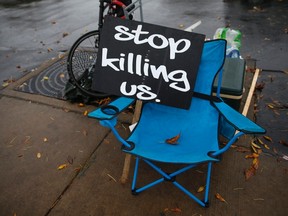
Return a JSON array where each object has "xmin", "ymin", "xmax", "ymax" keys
[
  {"xmin": 197, "ymin": 186, "xmax": 205, "ymax": 193},
  {"xmin": 251, "ymin": 141, "xmax": 261, "ymax": 149},
  {"xmin": 57, "ymin": 164, "xmax": 68, "ymax": 170},
  {"xmin": 245, "ymin": 166, "xmax": 256, "ymax": 180},
  {"xmin": 78, "ymin": 103, "xmax": 85, "ymax": 107},
  {"xmin": 83, "ymin": 110, "xmax": 88, "ymax": 116},
  {"xmin": 62, "ymin": 32, "xmax": 69, "ymax": 37},
  {"xmin": 263, "ymin": 135, "xmax": 273, "ymax": 142},
  {"xmin": 47, "ymin": 48, "xmax": 53, "ymax": 52},
  {"xmin": 267, "ymin": 104, "xmax": 274, "ymax": 109},
  {"xmin": 264, "ymin": 144, "xmax": 270, "ymax": 150},
  {"xmin": 215, "ymin": 193, "xmax": 228, "ymax": 203},
  {"xmin": 59, "ymin": 73, "xmax": 65, "ymax": 78},
  {"xmin": 37, "ymin": 152, "xmax": 41, "ymax": 159},
  {"xmin": 245, "ymin": 153, "xmax": 259, "ymax": 159},
  {"xmin": 255, "ymin": 82, "xmax": 265, "ymax": 91},
  {"xmin": 43, "ymin": 137, "xmax": 48, "ymax": 142},
  {"xmin": 257, "ymin": 137, "xmax": 264, "ymax": 145},
  {"xmin": 251, "ymin": 145, "xmax": 257, "ymax": 153},
  {"xmin": 252, "ymin": 158, "xmax": 260, "ymax": 170},
  {"xmin": 2, "ymin": 82, "xmax": 9, "ymax": 87},
  {"xmin": 165, "ymin": 133, "xmax": 181, "ymax": 145}
]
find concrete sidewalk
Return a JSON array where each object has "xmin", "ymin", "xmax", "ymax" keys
[
  {"xmin": 0, "ymin": 73, "xmax": 287, "ymax": 216},
  {"xmin": 0, "ymin": 0, "xmax": 287, "ymax": 215}
]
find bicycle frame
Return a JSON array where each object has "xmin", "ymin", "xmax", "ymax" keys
[
  {"xmin": 98, "ymin": 0, "xmax": 143, "ymax": 30},
  {"xmin": 98, "ymin": 0, "xmax": 126, "ymax": 30}
]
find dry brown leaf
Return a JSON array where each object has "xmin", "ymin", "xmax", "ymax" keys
[
  {"xmin": 267, "ymin": 104, "xmax": 274, "ymax": 109},
  {"xmin": 255, "ymin": 82, "xmax": 265, "ymax": 91},
  {"xmin": 257, "ymin": 137, "xmax": 264, "ymax": 145},
  {"xmin": 263, "ymin": 135, "xmax": 273, "ymax": 142},
  {"xmin": 165, "ymin": 133, "xmax": 181, "ymax": 145},
  {"xmin": 197, "ymin": 186, "xmax": 205, "ymax": 193},
  {"xmin": 215, "ymin": 193, "xmax": 228, "ymax": 203},
  {"xmin": 57, "ymin": 163, "xmax": 68, "ymax": 170},
  {"xmin": 252, "ymin": 158, "xmax": 260, "ymax": 170},
  {"xmin": 245, "ymin": 166, "xmax": 256, "ymax": 180},
  {"xmin": 245, "ymin": 153, "xmax": 259, "ymax": 159},
  {"xmin": 62, "ymin": 32, "xmax": 69, "ymax": 37},
  {"xmin": 251, "ymin": 141, "xmax": 261, "ymax": 149}
]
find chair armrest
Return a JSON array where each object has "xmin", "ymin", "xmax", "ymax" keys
[
  {"xmin": 88, "ymin": 97, "xmax": 135, "ymax": 120},
  {"xmin": 213, "ymin": 101, "xmax": 266, "ymax": 134}
]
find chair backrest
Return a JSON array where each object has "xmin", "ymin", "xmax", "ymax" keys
[
  {"xmin": 194, "ymin": 39, "xmax": 226, "ymax": 96},
  {"xmin": 141, "ymin": 39, "xmax": 226, "ymax": 111}
]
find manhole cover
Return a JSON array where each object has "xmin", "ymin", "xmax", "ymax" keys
[{"xmin": 15, "ymin": 56, "xmax": 69, "ymax": 100}]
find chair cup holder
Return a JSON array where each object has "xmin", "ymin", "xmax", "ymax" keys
[{"xmin": 101, "ymin": 105, "xmax": 119, "ymax": 116}]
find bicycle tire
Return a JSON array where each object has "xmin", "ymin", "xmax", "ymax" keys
[{"xmin": 67, "ymin": 30, "xmax": 109, "ymax": 98}]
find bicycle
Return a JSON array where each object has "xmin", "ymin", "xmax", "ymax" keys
[{"xmin": 66, "ymin": 0, "xmax": 142, "ymax": 100}]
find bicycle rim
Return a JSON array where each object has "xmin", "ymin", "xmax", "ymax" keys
[{"xmin": 67, "ymin": 30, "xmax": 109, "ymax": 98}]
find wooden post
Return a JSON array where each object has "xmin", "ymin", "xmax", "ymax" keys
[
  {"xmin": 242, "ymin": 68, "xmax": 260, "ymax": 116},
  {"xmin": 120, "ymin": 100, "xmax": 142, "ymax": 184}
]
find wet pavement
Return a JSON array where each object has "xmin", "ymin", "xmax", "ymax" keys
[
  {"xmin": 0, "ymin": 0, "xmax": 287, "ymax": 215},
  {"xmin": 1, "ymin": 0, "xmax": 287, "ymax": 86}
]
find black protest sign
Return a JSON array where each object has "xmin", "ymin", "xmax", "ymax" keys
[{"xmin": 92, "ymin": 16, "xmax": 205, "ymax": 109}]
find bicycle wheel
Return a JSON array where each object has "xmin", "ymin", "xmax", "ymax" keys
[{"xmin": 67, "ymin": 30, "xmax": 109, "ymax": 98}]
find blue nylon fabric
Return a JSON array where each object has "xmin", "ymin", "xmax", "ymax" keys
[
  {"xmin": 88, "ymin": 97, "xmax": 135, "ymax": 120},
  {"xmin": 125, "ymin": 40, "xmax": 226, "ymax": 163},
  {"xmin": 213, "ymin": 101, "xmax": 266, "ymax": 134}
]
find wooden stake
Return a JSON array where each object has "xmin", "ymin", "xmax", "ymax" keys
[
  {"xmin": 242, "ymin": 68, "xmax": 260, "ymax": 116},
  {"xmin": 120, "ymin": 100, "xmax": 142, "ymax": 184}
]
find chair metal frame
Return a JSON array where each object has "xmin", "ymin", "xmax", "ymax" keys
[{"xmin": 88, "ymin": 39, "xmax": 265, "ymax": 207}]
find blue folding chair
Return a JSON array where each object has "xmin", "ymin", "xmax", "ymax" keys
[{"xmin": 88, "ymin": 39, "xmax": 265, "ymax": 207}]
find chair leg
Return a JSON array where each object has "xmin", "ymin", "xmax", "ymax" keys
[
  {"xmin": 131, "ymin": 157, "xmax": 140, "ymax": 194},
  {"xmin": 204, "ymin": 162, "xmax": 213, "ymax": 206},
  {"xmin": 130, "ymin": 157, "xmax": 213, "ymax": 208}
]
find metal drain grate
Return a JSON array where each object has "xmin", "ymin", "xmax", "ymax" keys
[{"xmin": 15, "ymin": 56, "xmax": 69, "ymax": 100}]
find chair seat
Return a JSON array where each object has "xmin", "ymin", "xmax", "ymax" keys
[{"xmin": 126, "ymin": 100, "xmax": 220, "ymax": 164}]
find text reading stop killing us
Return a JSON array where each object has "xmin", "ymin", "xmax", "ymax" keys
[{"xmin": 101, "ymin": 24, "xmax": 192, "ymax": 101}]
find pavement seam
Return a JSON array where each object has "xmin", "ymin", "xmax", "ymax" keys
[{"xmin": 44, "ymin": 129, "xmax": 112, "ymax": 216}]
